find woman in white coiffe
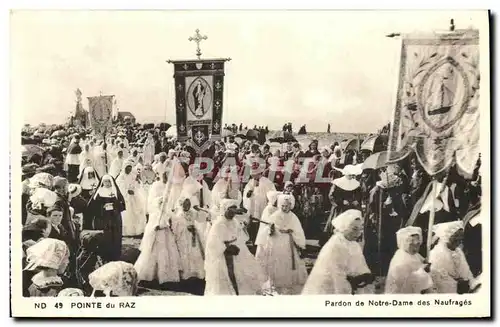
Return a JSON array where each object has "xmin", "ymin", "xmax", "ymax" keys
[
  {"xmin": 170, "ymin": 196, "xmax": 206, "ymax": 280},
  {"xmin": 204, "ymin": 199, "xmax": 266, "ymax": 295},
  {"xmin": 255, "ymin": 194, "xmax": 307, "ymax": 295},
  {"xmin": 116, "ymin": 161, "xmax": 146, "ymax": 236},
  {"xmin": 134, "ymin": 177, "xmax": 182, "ymax": 284},
  {"xmin": 429, "ymin": 221, "xmax": 480, "ymax": 294},
  {"xmin": 206, "ymin": 189, "xmax": 241, "ymax": 242},
  {"xmin": 384, "ymin": 226, "xmax": 434, "ymax": 294},
  {"xmin": 302, "ymin": 209, "xmax": 374, "ymax": 294}
]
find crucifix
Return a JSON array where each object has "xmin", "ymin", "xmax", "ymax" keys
[{"xmin": 188, "ymin": 29, "xmax": 208, "ymax": 60}]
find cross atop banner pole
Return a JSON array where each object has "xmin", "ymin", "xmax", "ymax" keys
[
  {"xmin": 188, "ymin": 29, "xmax": 208, "ymax": 60},
  {"xmin": 167, "ymin": 30, "xmax": 231, "ymax": 155}
]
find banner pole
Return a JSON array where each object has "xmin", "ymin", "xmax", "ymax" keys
[
  {"xmin": 426, "ymin": 178, "xmax": 436, "ymax": 259},
  {"xmin": 104, "ymin": 129, "xmax": 108, "ymax": 174}
]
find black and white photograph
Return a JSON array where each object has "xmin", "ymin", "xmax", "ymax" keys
[{"xmin": 9, "ymin": 9, "xmax": 490, "ymax": 318}]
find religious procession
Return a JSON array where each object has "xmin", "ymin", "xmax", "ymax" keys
[{"xmin": 19, "ymin": 24, "xmax": 483, "ymax": 299}]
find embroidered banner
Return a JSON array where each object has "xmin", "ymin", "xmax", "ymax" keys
[
  {"xmin": 388, "ymin": 30, "xmax": 480, "ymax": 176},
  {"xmin": 168, "ymin": 59, "xmax": 229, "ymax": 154},
  {"xmin": 88, "ymin": 95, "xmax": 114, "ymax": 135}
]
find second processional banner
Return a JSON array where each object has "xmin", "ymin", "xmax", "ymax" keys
[
  {"xmin": 388, "ymin": 29, "xmax": 480, "ymax": 176},
  {"xmin": 87, "ymin": 95, "xmax": 114, "ymax": 135},
  {"xmin": 169, "ymin": 59, "xmax": 227, "ymax": 153}
]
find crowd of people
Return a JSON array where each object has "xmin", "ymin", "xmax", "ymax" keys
[{"xmin": 20, "ymin": 121, "xmax": 483, "ymax": 297}]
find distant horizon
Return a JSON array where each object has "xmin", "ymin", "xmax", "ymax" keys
[
  {"xmin": 12, "ymin": 11, "xmax": 482, "ymax": 134},
  {"xmin": 22, "ymin": 113, "xmax": 381, "ymax": 135}
]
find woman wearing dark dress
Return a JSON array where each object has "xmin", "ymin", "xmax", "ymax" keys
[
  {"xmin": 304, "ymin": 140, "xmax": 320, "ymax": 158},
  {"xmin": 83, "ymin": 175, "xmax": 125, "ymax": 263},
  {"xmin": 321, "ymin": 164, "xmax": 362, "ymax": 245}
]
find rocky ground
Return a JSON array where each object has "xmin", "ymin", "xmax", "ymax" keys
[{"xmin": 121, "ymin": 237, "xmax": 384, "ymax": 295}]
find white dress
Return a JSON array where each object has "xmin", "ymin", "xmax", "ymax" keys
[
  {"xmin": 254, "ymin": 204, "xmax": 278, "ymax": 248},
  {"xmin": 93, "ymin": 147, "xmax": 108, "ymax": 178},
  {"xmin": 79, "ymin": 150, "xmax": 94, "ymax": 172},
  {"xmin": 116, "ymin": 172, "xmax": 146, "ymax": 236},
  {"xmin": 255, "ymin": 210, "xmax": 308, "ymax": 294},
  {"xmin": 143, "ymin": 137, "xmax": 155, "ymax": 165},
  {"xmin": 188, "ymin": 179, "xmax": 212, "ymax": 248},
  {"xmin": 204, "ymin": 217, "xmax": 266, "ymax": 295},
  {"xmin": 147, "ymin": 180, "xmax": 166, "ymax": 216},
  {"xmin": 302, "ymin": 233, "xmax": 373, "ymax": 294},
  {"xmin": 134, "ymin": 191, "xmax": 181, "ymax": 283},
  {"xmin": 109, "ymin": 158, "xmax": 124, "ymax": 179},
  {"xmin": 385, "ymin": 249, "xmax": 433, "ymax": 294},
  {"xmin": 429, "ymin": 243, "xmax": 475, "ymax": 293},
  {"xmin": 171, "ymin": 209, "xmax": 206, "ymax": 280}
]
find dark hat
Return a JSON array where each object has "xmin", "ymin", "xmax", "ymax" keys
[{"xmin": 22, "ymin": 163, "xmax": 39, "ymax": 177}]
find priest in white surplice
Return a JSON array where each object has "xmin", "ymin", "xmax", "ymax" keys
[
  {"xmin": 204, "ymin": 199, "xmax": 266, "ymax": 295},
  {"xmin": 302, "ymin": 209, "xmax": 374, "ymax": 294},
  {"xmin": 255, "ymin": 194, "xmax": 307, "ymax": 295}
]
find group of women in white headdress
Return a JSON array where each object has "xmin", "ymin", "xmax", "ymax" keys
[
  {"xmin": 301, "ymin": 208, "xmax": 480, "ymax": 295},
  {"xmin": 134, "ymin": 158, "xmax": 213, "ymax": 284},
  {"xmin": 128, "ymin": 156, "xmax": 480, "ymax": 296},
  {"xmin": 24, "ymin": 236, "xmax": 139, "ymax": 297}
]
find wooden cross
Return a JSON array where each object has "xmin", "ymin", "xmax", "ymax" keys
[{"xmin": 189, "ymin": 29, "xmax": 208, "ymax": 60}]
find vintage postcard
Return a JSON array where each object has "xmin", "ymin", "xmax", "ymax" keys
[{"xmin": 10, "ymin": 10, "xmax": 491, "ymax": 318}]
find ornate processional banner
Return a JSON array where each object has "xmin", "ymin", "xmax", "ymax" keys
[
  {"xmin": 88, "ymin": 95, "xmax": 114, "ymax": 135},
  {"xmin": 388, "ymin": 30, "xmax": 480, "ymax": 176},
  {"xmin": 169, "ymin": 59, "xmax": 229, "ymax": 154}
]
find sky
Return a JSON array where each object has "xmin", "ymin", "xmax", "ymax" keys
[{"xmin": 10, "ymin": 10, "xmax": 484, "ymax": 132}]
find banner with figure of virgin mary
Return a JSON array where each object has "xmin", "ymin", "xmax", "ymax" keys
[
  {"xmin": 388, "ymin": 29, "xmax": 480, "ymax": 177},
  {"xmin": 168, "ymin": 59, "xmax": 230, "ymax": 154}
]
